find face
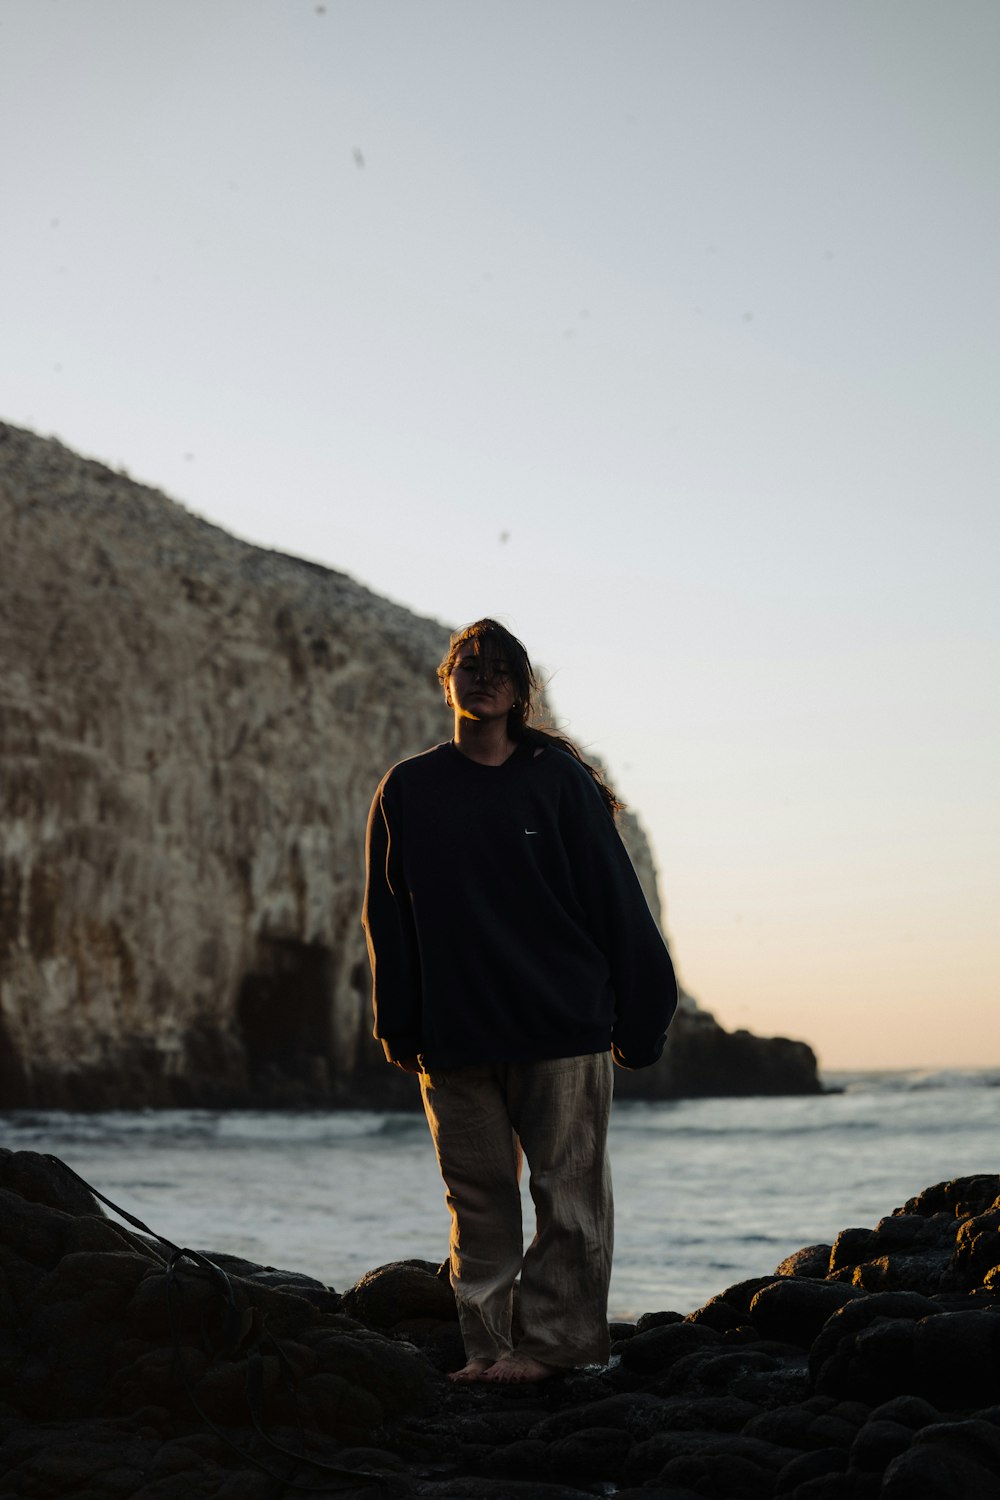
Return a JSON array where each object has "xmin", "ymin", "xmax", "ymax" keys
[{"xmin": 445, "ymin": 646, "xmax": 516, "ymax": 723}]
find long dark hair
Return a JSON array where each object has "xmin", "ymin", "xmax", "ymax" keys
[{"xmin": 438, "ymin": 618, "xmax": 623, "ymax": 817}]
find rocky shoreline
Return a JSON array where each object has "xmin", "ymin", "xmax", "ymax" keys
[{"xmin": 2, "ymin": 1150, "xmax": 999, "ymax": 1498}]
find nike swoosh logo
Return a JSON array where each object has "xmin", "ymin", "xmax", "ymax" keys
[{"xmin": 525, "ymin": 829, "xmax": 539, "ymax": 835}]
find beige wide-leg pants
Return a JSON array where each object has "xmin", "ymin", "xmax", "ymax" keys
[{"xmin": 419, "ymin": 1050, "xmax": 614, "ymax": 1369}]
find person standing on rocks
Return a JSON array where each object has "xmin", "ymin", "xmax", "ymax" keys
[{"xmin": 363, "ymin": 618, "xmax": 677, "ymax": 1383}]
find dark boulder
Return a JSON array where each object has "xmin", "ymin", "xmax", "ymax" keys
[
  {"xmin": 812, "ymin": 1298, "xmax": 1000, "ymax": 1410},
  {"xmin": 544, "ymin": 1424, "xmax": 635, "ymax": 1483},
  {"xmin": 623, "ymin": 1427, "xmax": 795, "ymax": 1489},
  {"xmin": 899, "ymin": 1175, "xmax": 1000, "ymax": 1220},
  {"xmin": 340, "ymin": 1257, "xmax": 457, "ymax": 1332},
  {"xmin": 954, "ymin": 1207, "xmax": 1000, "ymax": 1287},
  {"xmin": 808, "ymin": 1291, "xmax": 942, "ymax": 1385},
  {"xmin": 687, "ymin": 1296, "xmax": 751, "ymax": 1332},
  {"xmin": 654, "ymin": 1395, "xmax": 763, "ymax": 1433},
  {"xmin": 7, "ymin": 1161, "xmax": 1000, "ymax": 1499},
  {"xmin": 773, "ymin": 1445, "xmax": 849, "ymax": 1494},
  {"xmin": 653, "ymin": 1346, "xmax": 787, "ymax": 1401},
  {"xmin": 635, "ymin": 1306, "xmax": 684, "ymax": 1330},
  {"xmin": 774, "ymin": 1244, "xmax": 832, "ymax": 1279},
  {"xmin": 829, "ymin": 1226, "xmax": 878, "ymax": 1275},
  {"xmin": 0, "ymin": 1147, "xmax": 106, "ymax": 1217},
  {"xmin": 847, "ymin": 1250, "xmax": 954, "ymax": 1294},
  {"xmin": 713, "ymin": 1275, "xmax": 786, "ymax": 1315},
  {"xmin": 747, "ymin": 1279, "xmax": 865, "ymax": 1347},
  {"xmin": 530, "ymin": 1390, "xmax": 673, "ymax": 1442},
  {"xmin": 0, "ymin": 1161, "xmax": 438, "ymax": 1472},
  {"xmin": 744, "ymin": 1395, "xmax": 870, "ymax": 1454},
  {"xmin": 881, "ymin": 1417, "xmax": 1000, "ymax": 1499},
  {"xmin": 417, "ymin": 1481, "xmax": 602, "ymax": 1499},
  {"xmin": 872, "ymin": 1211, "xmax": 957, "ymax": 1253},
  {"xmin": 848, "ymin": 1415, "xmax": 917, "ymax": 1477},
  {"xmin": 617, "ymin": 1318, "xmax": 723, "ymax": 1376}
]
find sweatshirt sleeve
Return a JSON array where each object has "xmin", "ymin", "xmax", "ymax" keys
[
  {"xmin": 557, "ymin": 761, "xmax": 678, "ymax": 1069},
  {"xmin": 362, "ymin": 777, "xmax": 423, "ymax": 1063}
]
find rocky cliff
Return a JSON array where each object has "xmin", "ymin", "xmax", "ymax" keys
[{"xmin": 0, "ymin": 422, "xmax": 819, "ymax": 1107}]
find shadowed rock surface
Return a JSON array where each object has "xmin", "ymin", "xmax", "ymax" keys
[
  {"xmin": 0, "ymin": 420, "xmax": 818, "ymax": 1108},
  {"xmin": 2, "ymin": 1154, "xmax": 1000, "ymax": 1497}
]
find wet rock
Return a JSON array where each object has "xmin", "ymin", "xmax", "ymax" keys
[
  {"xmin": 881, "ymin": 1417, "xmax": 1000, "ymax": 1499},
  {"xmin": 773, "ymin": 1445, "xmax": 849, "ymax": 1494},
  {"xmin": 612, "ymin": 1489, "xmax": 702, "ymax": 1500},
  {"xmin": 205, "ymin": 1251, "xmax": 340, "ymax": 1309},
  {"xmin": 954, "ymin": 1207, "xmax": 1000, "ymax": 1286},
  {"xmin": 872, "ymin": 1211, "xmax": 956, "ymax": 1253},
  {"xmin": 774, "ymin": 1244, "xmax": 832, "ymax": 1279},
  {"xmin": 414, "ymin": 1321, "xmax": 468, "ymax": 1376},
  {"xmin": 808, "ymin": 1291, "xmax": 941, "ymax": 1387},
  {"xmin": 623, "ymin": 1428, "xmax": 794, "ymax": 1486},
  {"xmin": 713, "ymin": 1275, "xmax": 784, "ymax": 1315},
  {"xmin": 673, "ymin": 1442, "xmax": 797, "ymax": 1497},
  {"xmin": 530, "ymin": 1391, "xmax": 670, "ymax": 1441},
  {"xmin": 687, "ymin": 1297, "xmax": 749, "ymax": 1332},
  {"xmin": 415, "ymin": 1479, "xmax": 598, "ymax": 1499},
  {"xmin": 0, "ymin": 1424, "xmax": 169, "ymax": 1500},
  {"xmin": 340, "ymin": 1258, "xmax": 457, "ymax": 1332},
  {"xmin": 912, "ymin": 1309, "xmax": 1000, "ymax": 1407},
  {"xmin": 867, "ymin": 1392, "xmax": 941, "ymax": 1429},
  {"xmin": 848, "ymin": 1250, "xmax": 954, "ymax": 1294},
  {"xmin": 634, "ymin": 1306, "xmax": 684, "ymax": 1330},
  {"xmin": 608, "ymin": 1317, "xmax": 637, "ymax": 1340},
  {"xmin": 732, "ymin": 1358, "xmax": 812, "ymax": 1410},
  {"xmin": 848, "ymin": 1415, "xmax": 915, "ymax": 1475},
  {"xmin": 744, "ymin": 1396, "xmax": 870, "ymax": 1452},
  {"xmin": 7, "ymin": 1161, "xmax": 1000, "ymax": 1499},
  {"xmin": 747, "ymin": 1279, "xmax": 864, "ymax": 1347},
  {"xmin": 0, "ymin": 1146, "xmax": 106, "ymax": 1217},
  {"xmin": 813, "ymin": 1299, "xmax": 1000, "ymax": 1410},
  {"xmin": 0, "ymin": 1157, "xmax": 438, "ymax": 1480},
  {"xmin": 545, "ymin": 1424, "xmax": 634, "ymax": 1482},
  {"xmin": 0, "ymin": 1186, "xmax": 76, "ymax": 1269},
  {"xmin": 829, "ymin": 1226, "xmax": 877, "ymax": 1275},
  {"xmin": 900, "ymin": 1175, "xmax": 1000, "ymax": 1221},
  {"xmin": 450, "ymin": 1409, "xmax": 543, "ymax": 1446},
  {"xmin": 667, "ymin": 1346, "xmax": 782, "ymax": 1395},
  {"xmin": 295, "ymin": 1324, "xmax": 437, "ymax": 1428},
  {"xmin": 238, "ymin": 1270, "xmax": 342, "ymax": 1314},
  {"xmin": 617, "ymin": 1318, "xmax": 723, "ymax": 1376},
  {"xmin": 822, "ymin": 1207, "xmax": 960, "ymax": 1299},
  {"xmin": 488, "ymin": 1437, "xmax": 552, "ymax": 1480},
  {"xmin": 654, "ymin": 1395, "xmax": 762, "ymax": 1432}
]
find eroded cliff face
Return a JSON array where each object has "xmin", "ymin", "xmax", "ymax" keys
[
  {"xmin": 1, "ymin": 423, "xmax": 459, "ymax": 1104},
  {"xmin": 0, "ymin": 422, "xmax": 818, "ymax": 1106}
]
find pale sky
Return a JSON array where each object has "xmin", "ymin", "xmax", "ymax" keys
[{"xmin": 2, "ymin": 0, "xmax": 998, "ymax": 1072}]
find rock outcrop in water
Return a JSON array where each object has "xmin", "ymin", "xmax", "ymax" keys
[
  {"xmin": 2, "ymin": 1150, "xmax": 999, "ymax": 1498},
  {"xmin": 0, "ymin": 421, "xmax": 819, "ymax": 1108}
]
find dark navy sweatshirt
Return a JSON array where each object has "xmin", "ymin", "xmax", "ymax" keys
[{"xmin": 362, "ymin": 740, "xmax": 678, "ymax": 1070}]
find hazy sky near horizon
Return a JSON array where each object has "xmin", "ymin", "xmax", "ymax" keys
[{"xmin": 2, "ymin": 0, "xmax": 998, "ymax": 1072}]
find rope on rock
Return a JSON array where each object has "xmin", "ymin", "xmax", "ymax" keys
[{"xmin": 46, "ymin": 1155, "xmax": 406, "ymax": 1493}]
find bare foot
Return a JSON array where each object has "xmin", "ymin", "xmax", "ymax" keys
[
  {"xmin": 480, "ymin": 1353, "xmax": 560, "ymax": 1384},
  {"xmin": 447, "ymin": 1357, "xmax": 495, "ymax": 1384}
]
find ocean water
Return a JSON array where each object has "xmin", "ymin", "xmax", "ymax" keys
[{"xmin": 4, "ymin": 1069, "xmax": 998, "ymax": 1319}]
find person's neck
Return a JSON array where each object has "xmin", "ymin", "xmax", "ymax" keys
[{"xmin": 453, "ymin": 716, "xmax": 516, "ymax": 766}]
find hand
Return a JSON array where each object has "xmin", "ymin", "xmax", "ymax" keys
[
  {"xmin": 394, "ymin": 1056, "xmax": 422, "ymax": 1074},
  {"xmin": 612, "ymin": 1041, "xmax": 663, "ymax": 1070}
]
